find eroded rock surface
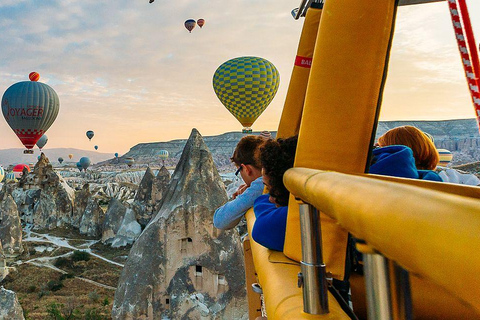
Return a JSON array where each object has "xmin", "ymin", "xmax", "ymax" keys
[
  {"xmin": 0, "ymin": 287, "xmax": 25, "ymax": 320},
  {"xmin": 112, "ymin": 128, "xmax": 247, "ymax": 319},
  {"xmin": 0, "ymin": 195, "xmax": 23, "ymax": 256}
]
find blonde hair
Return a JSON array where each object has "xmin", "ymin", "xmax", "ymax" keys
[{"xmin": 378, "ymin": 126, "xmax": 439, "ymax": 170}]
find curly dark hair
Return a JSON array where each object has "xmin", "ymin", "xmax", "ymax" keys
[{"xmin": 259, "ymin": 136, "xmax": 298, "ymax": 206}]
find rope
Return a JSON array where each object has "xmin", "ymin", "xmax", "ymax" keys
[{"xmin": 447, "ymin": 0, "xmax": 480, "ymax": 130}]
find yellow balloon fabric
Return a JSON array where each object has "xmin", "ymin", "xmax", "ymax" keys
[{"xmin": 213, "ymin": 57, "xmax": 280, "ymax": 128}]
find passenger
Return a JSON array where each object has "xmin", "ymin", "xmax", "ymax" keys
[
  {"xmin": 251, "ymin": 136, "xmax": 298, "ymax": 251},
  {"xmin": 371, "ymin": 125, "xmax": 442, "ymax": 181},
  {"xmin": 213, "ymin": 136, "xmax": 266, "ymax": 230}
]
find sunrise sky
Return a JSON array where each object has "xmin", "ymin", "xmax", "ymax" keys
[{"xmin": 0, "ymin": 0, "xmax": 479, "ymax": 154}]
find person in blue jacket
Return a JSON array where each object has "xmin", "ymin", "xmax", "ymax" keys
[
  {"xmin": 252, "ymin": 136, "xmax": 298, "ymax": 251},
  {"xmin": 214, "ymin": 135, "xmax": 267, "ymax": 230},
  {"xmin": 369, "ymin": 145, "xmax": 442, "ymax": 181}
]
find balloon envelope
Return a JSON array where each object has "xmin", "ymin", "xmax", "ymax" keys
[
  {"xmin": 197, "ymin": 19, "xmax": 205, "ymax": 28},
  {"xmin": 76, "ymin": 162, "xmax": 83, "ymax": 171},
  {"xmin": 36, "ymin": 134, "xmax": 48, "ymax": 149},
  {"xmin": 58, "ymin": 157, "xmax": 64, "ymax": 164},
  {"xmin": 5, "ymin": 172, "xmax": 15, "ymax": 181},
  {"xmin": 2, "ymin": 74, "xmax": 60, "ymax": 150},
  {"xmin": 185, "ymin": 19, "xmax": 196, "ymax": 32},
  {"xmin": 86, "ymin": 130, "xmax": 94, "ymax": 140},
  {"xmin": 213, "ymin": 57, "xmax": 280, "ymax": 131},
  {"xmin": 124, "ymin": 157, "xmax": 135, "ymax": 167},
  {"xmin": 114, "ymin": 153, "xmax": 119, "ymax": 158},
  {"xmin": 68, "ymin": 154, "xmax": 73, "ymax": 159},
  {"xmin": 79, "ymin": 157, "xmax": 91, "ymax": 170},
  {"xmin": 94, "ymin": 145, "xmax": 98, "ymax": 150},
  {"xmin": 12, "ymin": 164, "xmax": 30, "ymax": 179},
  {"xmin": 0, "ymin": 166, "xmax": 4, "ymax": 182},
  {"xmin": 159, "ymin": 150, "xmax": 169, "ymax": 160},
  {"xmin": 438, "ymin": 149, "xmax": 453, "ymax": 166}
]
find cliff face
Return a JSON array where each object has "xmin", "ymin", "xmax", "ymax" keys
[
  {"xmin": 112, "ymin": 129, "xmax": 247, "ymax": 319},
  {"xmin": 97, "ymin": 119, "xmax": 480, "ymax": 170},
  {"xmin": 0, "ymin": 195, "xmax": 23, "ymax": 256}
]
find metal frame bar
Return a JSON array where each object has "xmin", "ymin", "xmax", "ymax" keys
[{"xmin": 298, "ymin": 203, "xmax": 329, "ymax": 314}]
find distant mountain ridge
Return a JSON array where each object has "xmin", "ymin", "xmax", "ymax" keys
[
  {"xmin": 0, "ymin": 148, "xmax": 111, "ymax": 167},
  {"xmin": 112, "ymin": 118, "xmax": 480, "ymax": 168}
]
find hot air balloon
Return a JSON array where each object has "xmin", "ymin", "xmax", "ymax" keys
[
  {"xmin": 159, "ymin": 150, "xmax": 169, "ymax": 165},
  {"xmin": 94, "ymin": 145, "xmax": 98, "ymax": 150},
  {"xmin": 438, "ymin": 149, "xmax": 453, "ymax": 167},
  {"xmin": 0, "ymin": 166, "xmax": 4, "ymax": 183},
  {"xmin": 37, "ymin": 155, "xmax": 41, "ymax": 161},
  {"xmin": 13, "ymin": 164, "xmax": 30, "ymax": 179},
  {"xmin": 197, "ymin": 19, "xmax": 205, "ymax": 28},
  {"xmin": 86, "ymin": 130, "xmax": 94, "ymax": 141},
  {"xmin": 68, "ymin": 154, "xmax": 73, "ymax": 159},
  {"xmin": 2, "ymin": 73, "xmax": 60, "ymax": 154},
  {"xmin": 58, "ymin": 157, "xmax": 64, "ymax": 164},
  {"xmin": 36, "ymin": 134, "xmax": 48, "ymax": 150},
  {"xmin": 291, "ymin": 8, "xmax": 299, "ymax": 19},
  {"xmin": 5, "ymin": 172, "xmax": 16, "ymax": 182},
  {"xmin": 76, "ymin": 162, "xmax": 83, "ymax": 172},
  {"xmin": 115, "ymin": 153, "xmax": 119, "ymax": 158},
  {"xmin": 124, "ymin": 157, "xmax": 135, "ymax": 168},
  {"xmin": 79, "ymin": 157, "xmax": 91, "ymax": 171},
  {"xmin": 213, "ymin": 57, "xmax": 280, "ymax": 133},
  {"xmin": 185, "ymin": 19, "xmax": 196, "ymax": 33}
]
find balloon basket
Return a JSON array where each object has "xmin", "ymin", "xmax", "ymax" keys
[
  {"xmin": 242, "ymin": 127, "xmax": 253, "ymax": 134},
  {"xmin": 24, "ymin": 150, "xmax": 34, "ymax": 154}
]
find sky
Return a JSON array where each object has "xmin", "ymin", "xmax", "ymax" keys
[{"xmin": 0, "ymin": 0, "xmax": 479, "ymax": 154}]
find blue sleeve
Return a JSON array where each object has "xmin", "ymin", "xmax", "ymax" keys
[
  {"xmin": 213, "ymin": 179, "xmax": 264, "ymax": 230},
  {"xmin": 252, "ymin": 194, "xmax": 288, "ymax": 252}
]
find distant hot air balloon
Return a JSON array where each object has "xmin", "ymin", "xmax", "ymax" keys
[
  {"xmin": 124, "ymin": 157, "xmax": 135, "ymax": 168},
  {"xmin": 37, "ymin": 155, "xmax": 41, "ymax": 161},
  {"xmin": 79, "ymin": 157, "xmax": 91, "ymax": 171},
  {"xmin": 159, "ymin": 150, "xmax": 169, "ymax": 165},
  {"xmin": 185, "ymin": 19, "xmax": 196, "ymax": 33},
  {"xmin": 114, "ymin": 153, "xmax": 119, "ymax": 158},
  {"xmin": 94, "ymin": 145, "xmax": 98, "ymax": 150},
  {"xmin": 291, "ymin": 8, "xmax": 299, "ymax": 19},
  {"xmin": 68, "ymin": 154, "xmax": 73, "ymax": 159},
  {"xmin": 438, "ymin": 149, "xmax": 453, "ymax": 167},
  {"xmin": 197, "ymin": 19, "xmax": 205, "ymax": 28},
  {"xmin": 12, "ymin": 164, "xmax": 30, "ymax": 179},
  {"xmin": 213, "ymin": 57, "xmax": 280, "ymax": 133},
  {"xmin": 76, "ymin": 162, "xmax": 83, "ymax": 172},
  {"xmin": 86, "ymin": 130, "xmax": 94, "ymax": 141},
  {"xmin": 2, "ymin": 73, "xmax": 60, "ymax": 154},
  {"xmin": 0, "ymin": 166, "xmax": 4, "ymax": 183},
  {"xmin": 36, "ymin": 134, "xmax": 48, "ymax": 150},
  {"xmin": 5, "ymin": 172, "xmax": 16, "ymax": 182},
  {"xmin": 58, "ymin": 157, "xmax": 64, "ymax": 164}
]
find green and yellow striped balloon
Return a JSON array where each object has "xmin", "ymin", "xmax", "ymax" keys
[{"xmin": 213, "ymin": 57, "xmax": 280, "ymax": 132}]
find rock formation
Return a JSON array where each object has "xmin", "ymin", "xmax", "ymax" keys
[
  {"xmin": 102, "ymin": 198, "xmax": 141, "ymax": 247},
  {"xmin": 0, "ymin": 287, "xmax": 25, "ymax": 320},
  {"xmin": 112, "ymin": 129, "xmax": 247, "ymax": 319},
  {"xmin": 72, "ymin": 184, "xmax": 90, "ymax": 228},
  {"xmin": 0, "ymin": 243, "xmax": 7, "ymax": 281},
  {"xmin": 79, "ymin": 197, "xmax": 104, "ymax": 238},
  {"xmin": 8, "ymin": 153, "xmax": 74, "ymax": 229},
  {"xmin": 0, "ymin": 195, "xmax": 23, "ymax": 256},
  {"xmin": 133, "ymin": 166, "xmax": 171, "ymax": 226}
]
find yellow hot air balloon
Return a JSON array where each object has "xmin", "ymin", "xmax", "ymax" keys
[
  {"xmin": 437, "ymin": 149, "xmax": 453, "ymax": 166},
  {"xmin": 68, "ymin": 154, "xmax": 73, "ymax": 159},
  {"xmin": 213, "ymin": 56, "xmax": 280, "ymax": 133}
]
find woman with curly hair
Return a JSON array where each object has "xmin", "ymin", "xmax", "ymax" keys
[{"xmin": 251, "ymin": 135, "xmax": 298, "ymax": 251}]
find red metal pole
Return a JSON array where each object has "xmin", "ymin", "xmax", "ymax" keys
[
  {"xmin": 457, "ymin": 0, "xmax": 480, "ymax": 80},
  {"xmin": 448, "ymin": 0, "xmax": 480, "ymax": 131}
]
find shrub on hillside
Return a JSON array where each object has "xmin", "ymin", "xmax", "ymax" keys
[
  {"xmin": 47, "ymin": 280, "xmax": 64, "ymax": 292},
  {"xmin": 72, "ymin": 250, "xmax": 90, "ymax": 262},
  {"xmin": 54, "ymin": 257, "xmax": 72, "ymax": 268}
]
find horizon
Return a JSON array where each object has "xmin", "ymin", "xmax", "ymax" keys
[{"xmin": 0, "ymin": 1, "xmax": 479, "ymax": 153}]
